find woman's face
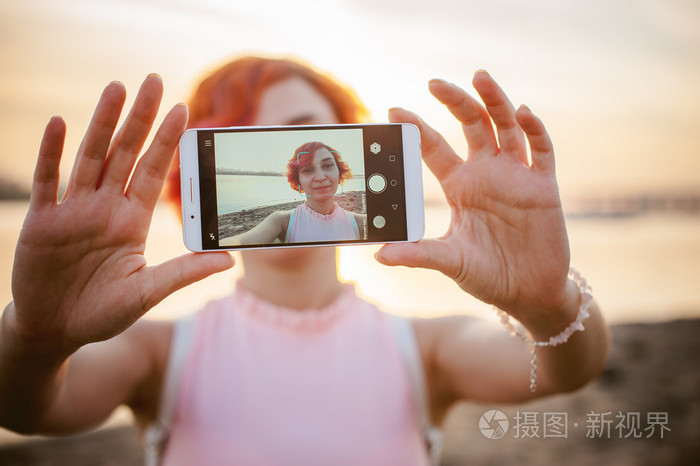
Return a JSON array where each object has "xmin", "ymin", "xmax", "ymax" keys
[
  {"xmin": 298, "ymin": 148, "xmax": 340, "ymax": 201},
  {"xmin": 242, "ymin": 76, "xmax": 342, "ymax": 266},
  {"xmin": 253, "ymin": 76, "xmax": 339, "ymax": 126}
]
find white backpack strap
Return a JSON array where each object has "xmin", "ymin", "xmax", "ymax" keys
[
  {"xmin": 387, "ymin": 314, "xmax": 443, "ymax": 465},
  {"xmin": 143, "ymin": 313, "xmax": 199, "ymax": 466}
]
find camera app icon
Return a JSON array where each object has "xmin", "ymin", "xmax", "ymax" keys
[{"xmin": 370, "ymin": 142, "xmax": 381, "ymax": 154}]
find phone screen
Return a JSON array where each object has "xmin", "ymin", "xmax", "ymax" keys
[{"xmin": 192, "ymin": 124, "xmax": 412, "ymax": 250}]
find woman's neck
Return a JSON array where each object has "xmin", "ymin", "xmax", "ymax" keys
[
  {"xmin": 239, "ymin": 247, "xmax": 343, "ymax": 311},
  {"xmin": 305, "ymin": 197, "xmax": 336, "ymax": 215}
]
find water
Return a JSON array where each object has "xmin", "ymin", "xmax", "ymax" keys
[
  {"xmin": 1, "ymin": 201, "xmax": 699, "ymax": 324},
  {"xmin": 216, "ymin": 175, "xmax": 366, "ymax": 215}
]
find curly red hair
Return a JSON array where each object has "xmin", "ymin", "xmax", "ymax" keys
[
  {"xmin": 165, "ymin": 56, "xmax": 368, "ymax": 212},
  {"xmin": 287, "ymin": 142, "xmax": 352, "ymax": 193}
]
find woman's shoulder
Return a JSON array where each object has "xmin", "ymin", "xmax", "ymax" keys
[
  {"xmin": 127, "ymin": 318, "xmax": 174, "ymax": 364},
  {"xmin": 349, "ymin": 211, "xmax": 365, "ymax": 223},
  {"xmin": 257, "ymin": 209, "xmax": 293, "ymax": 234},
  {"xmin": 122, "ymin": 319, "xmax": 174, "ymax": 424},
  {"xmin": 411, "ymin": 315, "xmax": 480, "ymax": 357},
  {"xmin": 267, "ymin": 209, "xmax": 292, "ymax": 224}
]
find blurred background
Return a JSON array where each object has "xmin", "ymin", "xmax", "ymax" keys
[{"xmin": 0, "ymin": 0, "xmax": 698, "ymax": 464}]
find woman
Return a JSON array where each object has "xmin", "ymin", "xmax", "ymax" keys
[
  {"xmin": 221, "ymin": 140, "xmax": 365, "ymax": 246},
  {"xmin": 0, "ymin": 57, "xmax": 609, "ymax": 465}
]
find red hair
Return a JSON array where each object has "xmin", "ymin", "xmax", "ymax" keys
[
  {"xmin": 165, "ymin": 56, "xmax": 368, "ymax": 211},
  {"xmin": 287, "ymin": 142, "xmax": 352, "ymax": 193}
]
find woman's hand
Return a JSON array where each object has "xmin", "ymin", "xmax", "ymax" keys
[
  {"xmin": 7, "ymin": 75, "xmax": 233, "ymax": 354},
  {"xmin": 378, "ymin": 71, "xmax": 573, "ymax": 323}
]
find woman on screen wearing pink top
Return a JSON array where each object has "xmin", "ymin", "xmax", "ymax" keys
[
  {"xmin": 223, "ymin": 140, "xmax": 365, "ymax": 246},
  {"xmin": 0, "ymin": 56, "xmax": 609, "ymax": 465}
]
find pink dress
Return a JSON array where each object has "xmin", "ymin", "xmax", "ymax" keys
[
  {"xmin": 157, "ymin": 284, "xmax": 435, "ymax": 465},
  {"xmin": 285, "ymin": 202, "xmax": 361, "ymax": 243}
]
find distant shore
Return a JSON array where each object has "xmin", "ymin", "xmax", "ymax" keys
[
  {"xmin": 217, "ymin": 190, "xmax": 365, "ymax": 239},
  {"xmin": 0, "ymin": 179, "xmax": 30, "ymax": 201}
]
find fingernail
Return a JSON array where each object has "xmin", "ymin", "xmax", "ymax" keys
[
  {"xmin": 175, "ymin": 103, "xmax": 189, "ymax": 117},
  {"xmin": 147, "ymin": 72, "xmax": 162, "ymax": 80},
  {"xmin": 430, "ymin": 78, "xmax": 460, "ymax": 90}
]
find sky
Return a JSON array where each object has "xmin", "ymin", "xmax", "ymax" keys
[
  {"xmin": 213, "ymin": 128, "xmax": 364, "ymax": 173},
  {"xmin": 1, "ymin": 0, "xmax": 700, "ymax": 324},
  {"xmin": 1, "ymin": 0, "xmax": 699, "ymax": 204}
]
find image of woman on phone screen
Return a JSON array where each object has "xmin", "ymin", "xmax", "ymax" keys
[
  {"xmin": 219, "ymin": 140, "xmax": 366, "ymax": 246},
  {"xmin": 0, "ymin": 56, "xmax": 609, "ymax": 465}
]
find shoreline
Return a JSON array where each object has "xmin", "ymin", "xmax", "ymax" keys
[{"xmin": 217, "ymin": 190, "xmax": 365, "ymax": 239}]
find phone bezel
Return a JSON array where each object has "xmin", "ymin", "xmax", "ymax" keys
[
  {"xmin": 180, "ymin": 129, "xmax": 203, "ymax": 251},
  {"xmin": 402, "ymin": 123, "xmax": 424, "ymax": 242}
]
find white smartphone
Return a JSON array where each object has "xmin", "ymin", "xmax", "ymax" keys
[{"xmin": 179, "ymin": 123, "xmax": 424, "ymax": 251}]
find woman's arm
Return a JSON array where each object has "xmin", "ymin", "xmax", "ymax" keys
[
  {"xmin": 0, "ymin": 312, "xmax": 170, "ymax": 434},
  {"xmin": 378, "ymin": 71, "xmax": 609, "ymax": 411},
  {"xmin": 414, "ymin": 299, "xmax": 608, "ymax": 422},
  {"xmin": 0, "ymin": 75, "xmax": 232, "ymax": 434},
  {"xmin": 222, "ymin": 210, "xmax": 290, "ymax": 245}
]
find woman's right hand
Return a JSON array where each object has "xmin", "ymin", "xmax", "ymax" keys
[{"xmin": 6, "ymin": 75, "xmax": 234, "ymax": 354}]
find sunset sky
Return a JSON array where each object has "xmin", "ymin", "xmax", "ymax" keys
[
  {"xmin": 1, "ymin": 0, "xmax": 699, "ymax": 203},
  {"xmin": 1, "ymin": 0, "xmax": 700, "ymax": 324}
]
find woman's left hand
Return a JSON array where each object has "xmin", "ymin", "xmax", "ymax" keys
[{"xmin": 377, "ymin": 71, "xmax": 573, "ymax": 321}]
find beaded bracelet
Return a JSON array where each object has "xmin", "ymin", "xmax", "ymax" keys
[{"xmin": 492, "ymin": 268, "xmax": 593, "ymax": 392}]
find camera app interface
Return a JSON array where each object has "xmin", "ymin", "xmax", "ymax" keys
[{"xmin": 196, "ymin": 125, "xmax": 407, "ymax": 249}]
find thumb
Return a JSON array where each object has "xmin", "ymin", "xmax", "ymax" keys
[
  {"xmin": 375, "ymin": 239, "xmax": 459, "ymax": 277},
  {"xmin": 141, "ymin": 252, "xmax": 235, "ymax": 310}
]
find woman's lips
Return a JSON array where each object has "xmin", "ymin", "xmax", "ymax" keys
[{"xmin": 312, "ymin": 184, "xmax": 333, "ymax": 192}]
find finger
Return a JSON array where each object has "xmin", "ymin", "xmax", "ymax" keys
[
  {"xmin": 471, "ymin": 70, "xmax": 528, "ymax": 164},
  {"xmin": 100, "ymin": 74, "xmax": 164, "ymax": 192},
  {"xmin": 68, "ymin": 82, "xmax": 127, "ymax": 194},
  {"xmin": 389, "ymin": 107, "xmax": 462, "ymax": 183},
  {"xmin": 140, "ymin": 252, "xmax": 235, "ymax": 311},
  {"xmin": 126, "ymin": 103, "xmax": 188, "ymax": 210},
  {"xmin": 30, "ymin": 117, "xmax": 66, "ymax": 209},
  {"xmin": 427, "ymin": 78, "xmax": 497, "ymax": 160},
  {"xmin": 375, "ymin": 239, "xmax": 460, "ymax": 279},
  {"xmin": 515, "ymin": 105, "xmax": 555, "ymax": 174}
]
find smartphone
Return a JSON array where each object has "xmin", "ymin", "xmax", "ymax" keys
[{"xmin": 179, "ymin": 123, "xmax": 424, "ymax": 251}]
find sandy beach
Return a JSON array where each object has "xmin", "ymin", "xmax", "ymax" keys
[
  {"xmin": 217, "ymin": 190, "xmax": 366, "ymax": 240},
  {"xmin": 0, "ymin": 318, "xmax": 698, "ymax": 465}
]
